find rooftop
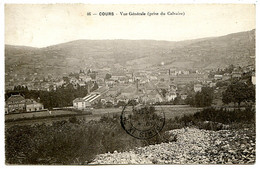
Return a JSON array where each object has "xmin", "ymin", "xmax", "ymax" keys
[{"xmin": 6, "ymin": 94, "xmax": 25, "ymax": 103}]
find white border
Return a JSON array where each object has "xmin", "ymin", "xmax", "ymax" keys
[
  {"xmin": 0, "ymin": 1, "xmax": 259, "ymax": 169},
  {"xmin": 1, "ymin": 0, "xmax": 258, "ymax": 4}
]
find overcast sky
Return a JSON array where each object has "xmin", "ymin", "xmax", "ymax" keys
[{"xmin": 5, "ymin": 4, "xmax": 255, "ymax": 47}]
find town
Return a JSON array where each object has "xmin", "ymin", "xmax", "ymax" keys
[{"xmin": 5, "ymin": 61, "xmax": 255, "ymax": 114}]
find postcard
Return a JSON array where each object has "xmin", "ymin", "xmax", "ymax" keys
[{"xmin": 4, "ymin": 3, "xmax": 256, "ymax": 165}]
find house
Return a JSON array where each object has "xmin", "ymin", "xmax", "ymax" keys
[
  {"xmin": 156, "ymin": 82, "xmax": 169, "ymax": 91},
  {"xmin": 181, "ymin": 94, "xmax": 188, "ymax": 100},
  {"xmin": 115, "ymin": 83, "xmax": 143, "ymax": 103},
  {"xmin": 169, "ymin": 82, "xmax": 177, "ymax": 91},
  {"xmin": 149, "ymin": 75, "xmax": 158, "ymax": 81},
  {"xmin": 73, "ymin": 86, "xmax": 109, "ymax": 110},
  {"xmin": 101, "ymin": 96, "xmax": 115, "ymax": 105},
  {"xmin": 73, "ymin": 98, "xmax": 91, "ymax": 110},
  {"xmin": 105, "ymin": 79, "xmax": 116, "ymax": 87},
  {"xmin": 210, "ymin": 82, "xmax": 217, "ymax": 88},
  {"xmin": 25, "ymin": 99, "xmax": 44, "ymax": 112},
  {"xmin": 173, "ymin": 74, "xmax": 205, "ymax": 84},
  {"xmin": 222, "ymin": 73, "xmax": 231, "ymax": 80},
  {"xmin": 166, "ymin": 91, "xmax": 177, "ymax": 101},
  {"xmin": 194, "ymin": 84, "xmax": 203, "ymax": 92},
  {"xmin": 111, "ymin": 72, "xmax": 126, "ymax": 81},
  {"xmin": 116, "ymin": 95, "xmax": 129, "ymax": 103},
  {"xmin": 5, "ymin": 94, "xmax": 26, "ymax": 114},
  {"xmin": 55, "ymin": 79, "xmax": 65, "ymax": 86},
  {"xmin": 214, "ymin": 75, "xmax": 223, "ymax": 80},
  {"xmin": 78, "ymin": 81, "xmax": 86, "ymax": 87},
  {"xmin": 231, "ymin": 71, "xmax": 242, "ymax": 79},
  {"xmin": 146, "ymin": 90, "xmax": 164, "ymax": 104},
  {"xmin": 183, "ymin": 70, "xmax": 190, "ymax": 75},
  {"xmin": 5, "ymin": 95, "xmax": 44, "ymax": 114}
]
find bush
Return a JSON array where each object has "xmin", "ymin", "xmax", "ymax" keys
[
  {"xmin": 6, "ymin": 112, "xmax": 172, "ymax": 165},
  {"xmin": 163, "ymin": 106, "xmax": 255, "ymax": 131},
  {"xmin": 6, "ymin": 106, "xmax": 255, "ymax": 164}
]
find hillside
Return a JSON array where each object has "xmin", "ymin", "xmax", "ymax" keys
[{"xmin": 5, "ymin": 29, "xmax": 255, "ymax": 76}]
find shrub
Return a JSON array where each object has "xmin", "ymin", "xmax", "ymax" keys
[{"xmin": 6, "ymin": 112, "xmax": 173, "ymax": 165}]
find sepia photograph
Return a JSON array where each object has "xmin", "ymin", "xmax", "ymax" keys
[{"xmin": 3, "ymin": 3, "xmax": 256, "ymax": 165}]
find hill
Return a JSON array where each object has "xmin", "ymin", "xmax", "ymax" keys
[{"xmin": 5, "ymin": 29, "xmax": 255, "ymax": 77}]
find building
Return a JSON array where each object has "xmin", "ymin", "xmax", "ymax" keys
[
  {"xmin": 210, "ymin": 82, "xmax": 217, "ymax": 88},
  {"xmin": 231, "ymin": 71, "xmax": 242, "ymax": 79},
  {"xmin": 223, "ymin": 73, "xmax": 231, "ymax": 80},
  {"xmin": 169, "ymin": 83, "xmax": 178, "ymax": 91},
  {"xmin": 5, "ymin": 94, "xmax": 26, "ymax": 114},
  {"xmin": 173, "ymin": 74, "xmax": 205, "ymax": 84},
  {"xmin": 156, "ymin": 82, "xmax": 169, "ymax": 91},
  {"xmin": 101, "ymin": 96, "xmax": 115, "ymax": 105},
  {"xmin": 25, "ymin": 99, "xmax": 44, "ymax": 112},
  {"xmin": 214, "ymin": 75, "xmax": 223, "ymax": 80},
  {"xmin": 111, "ymin": 72, "xmax": 126, "ymax": 81},
  {"xmin": 142, "ymin": 90, "xmax": 164, "ymax": 104},
  {"xmin": 181, "ymin": 94, "xmax": 188, "ymax": 100},
  {"xmin": 5, "ymin": 95, "xmax": 44, "ymax": 114},
  {"xmin": 166, "ymin": 91, "xmax": 177, "ymax": 101},
  {"xmin": 73, "ymin": 86, "xmax": 109, "ymax": 110},
  {"xmin": 73, "ymin": 98, "xmax": 91, "ymax": 110},
  {"xmin": 194, "ymin": 84, "xmax": 203, "ymax": 92}
]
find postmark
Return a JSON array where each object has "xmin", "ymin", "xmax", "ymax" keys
[{"xmin": 120, "ymin": 101, "xmax": 165, "ymax": 140}]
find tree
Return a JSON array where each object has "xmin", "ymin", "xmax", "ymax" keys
[
  {"xmin": 63, "ymin": 77, "xmax": 70, "ymax": 84},
  {"xmin": 173, "ymin": 95, "xmax": 182, "ymax": 105},
  {"xmin": 185, "ymin": 94, "xmax": 195, "ymax": 106},
  {"xmin": 195, "ymin": 87, "xmax": 213, "ymax": 107},
  {"xmin": 90, "ymin": 82, "xmax": 98, "ymax": 92},
  {"xmin": 222, "ymin": 81, "xmax": 255, "ymax": 107},
  {"xmin": 161, "ymin": 89, "xmax": 167, "ymax": 97},
  {"xmin": 105, "ymin": 73, "xmax": 112, "ymax": 80},
  {"xmin": 128, "ymin": 99, "xmax": 138, "ymax": 106},
  {"xmin": 89, "ymin": 73, "xmax": 96, "ymax": 79},
  {"xmin": 226, "ymin": 64, "xmax": 234, "ymax": 74},
  {"xmin": 186, "ymin": 87, "xmax": 213, "ymax": 107},
  {"xmin": 116, "ymin": 101, "xmax": 126, "ymax": 107},
  {"xmin": 216, "ymin": 81, "xmax": 229, "ymax": 88}
]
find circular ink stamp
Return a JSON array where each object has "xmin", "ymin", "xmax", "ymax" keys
[{"xmin": 120, "ymin": 101, "xmax": 165, "ymax": 140}]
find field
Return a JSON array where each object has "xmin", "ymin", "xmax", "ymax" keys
[
  {"xmin": 155, "ymin": 105, "xmax": 203, "ymax": 119},
  {"xmin": 5, "ymin": 105, "xmax": 201, "ymax": 128},
  {"xmin": 5, "ymin": 110, "xmax": 77, "ymax": 121}
]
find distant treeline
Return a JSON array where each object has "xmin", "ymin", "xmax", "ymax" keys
[{"xmin": 5, "ymin": 83, "xmax": 98, "ymax": 109}]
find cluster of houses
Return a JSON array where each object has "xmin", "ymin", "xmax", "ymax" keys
[
  {"xmin": 73, "ymin": 78, "xmax": 190, "ymax": 110},
  {"xmin": 5, "ymin": 63, "xmax": 255, "ymax": 112},
  {"xmin": 72, "ymin": 65, "xmax": 256, "ymax": 110},
  {"xmin": 5, "ymin": 95, "xmax": 44, "ymax": 114}
]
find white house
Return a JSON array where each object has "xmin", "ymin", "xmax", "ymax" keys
[
  {"xmin": 73, "ymin": 86, "xmax": 109, "ymax": 110},
  {"xmin": 166, "ymin": 91, "xmax": 177, "ymax": 101},
  {"xmin": 214, "ymin": 75, "xmax": 223, "ymax": 80},
  {"xmin": 194, "ymin": 84, "xmax": 203, "ymax": 92}
]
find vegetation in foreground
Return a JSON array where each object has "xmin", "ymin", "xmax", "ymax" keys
[{"xmin": 5, "ymin": 106, "xmax": 255, "ymax": 165}]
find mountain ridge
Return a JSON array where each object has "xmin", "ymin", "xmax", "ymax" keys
[{"xmin": 5, "ymin": 29, "xmax": 255, "ymax": 77}]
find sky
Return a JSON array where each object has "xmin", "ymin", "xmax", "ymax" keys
[{"xmin": 5, "ymin": 4, "xmax": 255, "ymax": 47}]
